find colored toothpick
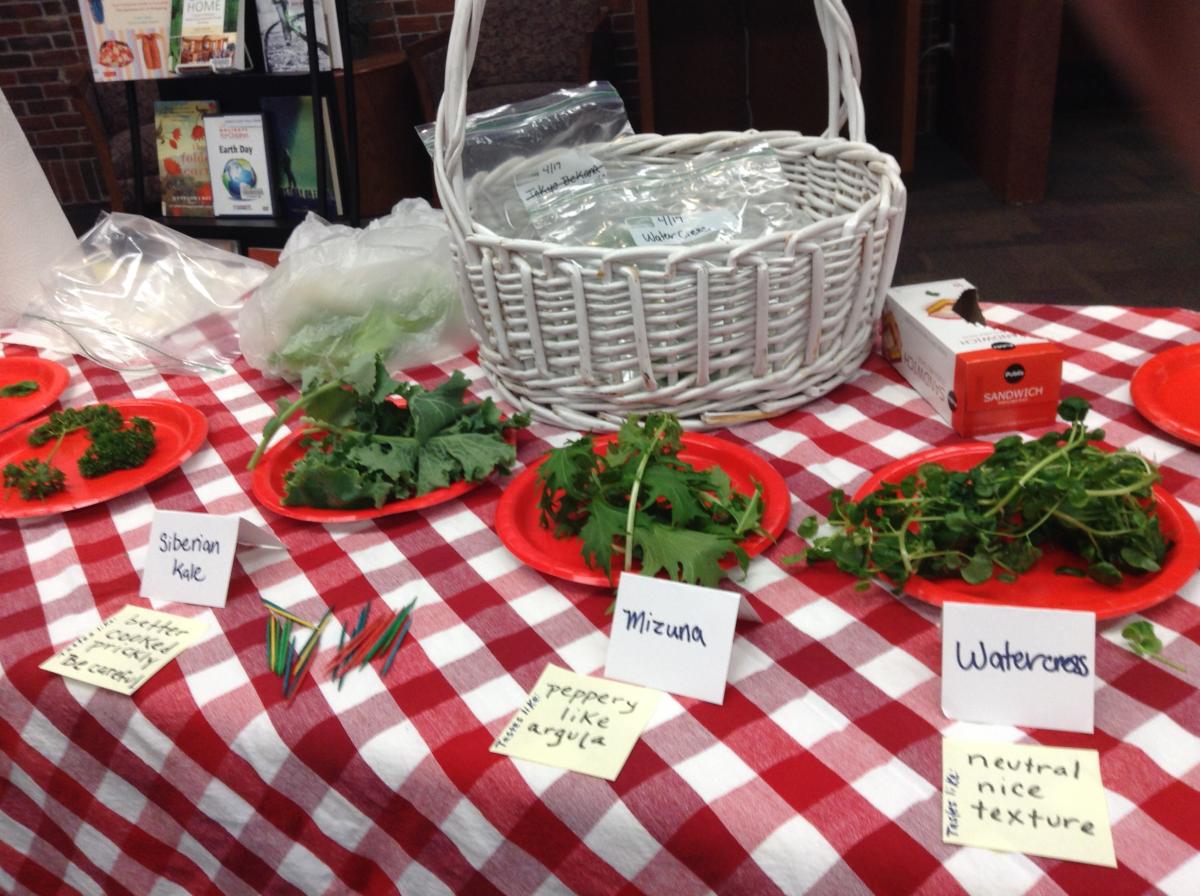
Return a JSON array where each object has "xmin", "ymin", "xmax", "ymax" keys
[
  {"xmin": 262, "ymin": 602, "xmax": 338, "ymax": 705},
  {"xmin": 326, "ymin": 597, "xmax": 417, "ymax": 687}
]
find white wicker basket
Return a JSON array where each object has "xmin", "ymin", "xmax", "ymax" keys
[{"xmin": 433, "ymin": 0, "xmax": 906, "ymax": 430}]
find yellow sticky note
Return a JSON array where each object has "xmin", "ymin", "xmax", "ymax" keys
[
  {"xmin": 942, "ymin": 738, "xmax": 1116, "ymax": 867},
  {"xmin": 40, "ymin": 605, "xmax": 207, "ymax": 696},
  {"xmin": 490, "ymin": 664, "xmax": 661, "ymax": 780}
]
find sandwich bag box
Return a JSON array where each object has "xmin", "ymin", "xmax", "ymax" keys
[
  {"xmin": 203, "ymin": 114, "xmax": 275, "ymax": 216},
  {"xmin": 881, "ymin": 278, "xmax": 1064, "ymax": 436}
]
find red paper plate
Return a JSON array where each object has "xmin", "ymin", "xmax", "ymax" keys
[
  {"xmin": 251, "ymin": 426, "xmax": 517, "ymax": 523},
  {"xmin": 0, "ymin": 357, "xmax": 69, "ymax": 433},
  {"xmin": 0, "ymin": 399, "xmax": 208, "ymax": 519},
  {"xmin": 1131, "ymin": 343, "xmax": 1200, "ymax": 446},
  {"xmin": 496, "ymin": 432, "xmax": 791, "ymax": 587},
  {"xmin": 853, "ymin": 443, "xmax": 1200, "ymax": 619}
]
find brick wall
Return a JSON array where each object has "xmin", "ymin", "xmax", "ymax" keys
[
  {"xmin": 0, "ymin": 0, "xmax": 106, "ymax": 205},
  {"xmin": 1, "ymin": 0, "xmax": 642, "ymax": 208}
]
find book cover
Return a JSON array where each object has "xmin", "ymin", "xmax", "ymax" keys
[
  {"xmin": 254, "ymin": 0, "xmax": 331, "ymax": 73},
  {"xmin": 203, "ymin": 114, "xmax": 275, "ymax": 216},
  {"xmin": 154, "ymin": 100, "xmax": 219, "ymax": 217},
  {"xmin": 321, "ymin": 97, "xmax": 343, "ymax": 214},
  {"xmin": 197, "ymin": 237, "xmax": 240, "ymax": 254},
  {"xmin": 169, "ymin": 0, "xmax": 245, "ymax": 73},
  {"xmin": 246, "ymin": 246, "xmax": 281, "ymax": 266},
  {"xmin": 260, "ymin": 95, "xmax": 341, "ymax": 217},
  {"xmin": 78, "ymin": 0, "xmax": 172, "ymax": 82},
  {"xmin": 324, "ymin": 0, "xmax": 343, "ymax": 69}
]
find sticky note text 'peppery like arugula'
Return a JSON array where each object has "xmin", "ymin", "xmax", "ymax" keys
[{"xmin": 794, "ymin": 398, "xmax": 1169, "ymax": 590}]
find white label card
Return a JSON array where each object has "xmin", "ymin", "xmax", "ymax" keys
[
  {"xmin": 604, "ymin": 573, "xmax": 741, "ymax": 704},
  {"xmin": 515, "ymin": 150, "xmax": 605, "ymax": 209},
  {"xmin": 141, "ymin": 510, "xmax": 284, "ymax": 608},
  {"xmin": 626, "ymin": 210, "xmax": 739, "ymax": 246},
  {"xmin": 941, "ymin": 602, "xmax": 1095, "ymax": 734}
]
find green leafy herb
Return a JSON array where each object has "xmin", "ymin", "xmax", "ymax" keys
[
  {"xmin": 1122, "ymin": 620, "xmax": 1186, "ymax": 672},
  {"xmin": 0, "ymin": 380, "xmax": 39, "ymax": 398},
  {"xmin": 28, "ymin": 404, "xmax": 124, "ymax": 446},
  {"xmin": 3, "ymin": 403, "xmax": 158, "ymax": 501},
  {"xmin": 78, "ymin": 416, "xmax": 155, "ymax": 478},
  {"xmin": 794, "ymin": 398, "xmax": 1168, "ymax": 589},
  {"xmin": 249, "ymin": 356, "xmax": 529, "ymax": 509},
  {"xmin": 3, "ymin": 458, "xmax": 65, "ymax": 499},
  {"xmin": 537, "ymin": 412, "xmax": 764, "ymax": 587}
]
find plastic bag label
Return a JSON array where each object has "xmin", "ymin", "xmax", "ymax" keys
[
  {"xmin": 626, "ymin": 211, "xmax": 740, "ymax": 246},
  {"xmin": 516, "ymin": 151, "xmax": 606, "ymax": 209}
]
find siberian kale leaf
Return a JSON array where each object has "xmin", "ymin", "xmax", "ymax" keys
[{"xmin": 251, "ymin": 357, "xmax": 529, "ymax": 510}]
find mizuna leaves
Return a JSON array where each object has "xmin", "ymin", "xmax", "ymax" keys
[{"xmin": 537, "ymin": 412, "xmax": 765, "ymax": 587}]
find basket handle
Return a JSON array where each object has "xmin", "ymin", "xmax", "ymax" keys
[{"xmin": 432, "ymin": 0, "xmax": 866, "ymax": 246}]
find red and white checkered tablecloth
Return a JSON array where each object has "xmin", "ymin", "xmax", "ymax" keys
[{"xmin": 2, "ymin": 303, "xmax": 1199, "ymax": 896}]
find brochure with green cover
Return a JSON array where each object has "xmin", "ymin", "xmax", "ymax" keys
[
  {"xmin": 260, "ymin": 95, "xmax": 341, "ymax": 217},
  {"xmin": 169, "ymin": 0, "xmax": 245, "ymax": 73}
]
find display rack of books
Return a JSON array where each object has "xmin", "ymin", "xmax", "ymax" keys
[{"xmin": 80, "ymin": 0, "xmax": 359, "ymax": 249}]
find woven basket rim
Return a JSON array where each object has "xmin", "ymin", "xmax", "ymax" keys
[{"xmin": 462, "ymin": 129, "xmax": 903, "ymax": 263}]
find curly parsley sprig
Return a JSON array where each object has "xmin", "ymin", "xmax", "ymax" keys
[
  {"xmin": 3, "ymin": 404, "xmax": 156, "ymax": 501},
  {"xmin": 3, "ymin": 459, "xmax": 65, "ymax": 500}
]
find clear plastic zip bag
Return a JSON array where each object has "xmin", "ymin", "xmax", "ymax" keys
[
  {"xmin": 417, "ymin": 81, "xmax": 632, "ymax": 181},
  {"xmin": 419, "ymin": 81, "xmax": 633, "ymax": 240},
  {"xmin": 14, "ymin": 212, "xmax": 269, "ymax": 375},
  {"xmin": 525, "ymin": 143, "xmax": 809, "ymax": 248}
]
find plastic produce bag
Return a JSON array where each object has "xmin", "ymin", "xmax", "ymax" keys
[
  {"xmin": 12, "ymin": 212, "xmax": 269, "ymax": 375},
  {"xmin": 417, "ymin": 81, "xmax": 632, "ymax": 181},
  {"xmin": 527, "ymin": 143, "xmax": 809, "ymax": 248},
  {"xmin": 239, "ymin": 198, "xmax": 468, "ymax": 384},
  {"xmin": 419, "ymin": 81, "xmax": 633, "ymax": 241}
]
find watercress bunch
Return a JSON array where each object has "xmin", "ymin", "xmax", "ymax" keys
[{"xmin": 794, "ymin": 398, "xmax": 1168, "ymax": 589}]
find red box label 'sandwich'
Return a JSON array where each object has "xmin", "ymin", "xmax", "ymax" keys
[{"xmin": 881, "ymin": 279, "xmax": 1064, "ymax": 436}]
